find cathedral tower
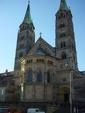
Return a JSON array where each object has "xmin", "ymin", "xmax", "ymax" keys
[
  {"xmin": 14, "ymin": 2, "xmax": 35, "ymax": 70},
  {"xmin": 55, "ymin": 0, "xmax": 78, "ymax": 70}
]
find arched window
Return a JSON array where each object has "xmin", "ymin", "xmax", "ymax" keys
[
  {"xmin": 61, "ymin": 52, "xmax": 67, "ymax": 59},
  {"xmin": 61, "ymin": 41, "xmax": 66, "ymax": 48},
  {"xmin": 64, "ymin": 93, "xmax": 69, "ymax": 103},
  {"xmin": 19, "ymin": 52, "xmax": 23, "ymax": 58},
  {"xmin": 59, "ymin": 23, "xmax": 65, "ymax": 28},
  {"xmin": 26, "ymin": 68, "xmax": 32, "ymax": 83},
  {"xmin": 47, "ymin": 71, "xmax": 51, "ymax": 83},
  {"xmin": 58, "ymin": 12, "xmax": 66, "ymax": 19},
  {"xmin": 37, "ymin": 70, "xmax": 42, "ymax": 82},
  {"xmin": 60, "ymin": 33, "xmax": 66, "ymax": 38}
]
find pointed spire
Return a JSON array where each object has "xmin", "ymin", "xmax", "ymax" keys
[
  {"xmin": 23, "ymin": 0, "xmax": 33, "ymax": 24},
  {"xmin": 59, "ymin": 0, "xmax": 69, "ymax": 10}
]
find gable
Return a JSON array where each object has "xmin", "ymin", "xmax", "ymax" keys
[
  {"xmin": 28, "ymin": 37, "xmax": 55, "ymax": 56},
  {"xmin": 36, "ymin": 47, "xmax": 47, "ymax": 55}
]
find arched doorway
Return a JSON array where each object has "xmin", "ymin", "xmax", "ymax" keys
[{"xmin": 59, "ymin": 86, "xmax": 69, "ymax": 103}]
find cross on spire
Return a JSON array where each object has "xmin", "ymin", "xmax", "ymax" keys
[{"xmin": 40, "ymin": 32, "xmax": 42, "ymax": 37}]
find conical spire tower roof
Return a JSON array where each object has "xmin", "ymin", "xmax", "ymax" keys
[
  {"xmin": 59, "ymin": 0, "xmax": 69, "ymax": 10},
  {"xmin": 23, "ymin": 1, "xmax": 33, "ymax": 24}
]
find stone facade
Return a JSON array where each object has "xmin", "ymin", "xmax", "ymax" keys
[
  {"xmin": 0, "ymin": 0, "xmax": 85, "ymax": 112},
  {"xmin": 13, "ymin": 0, "xmax": 85, "ymax": 109}
]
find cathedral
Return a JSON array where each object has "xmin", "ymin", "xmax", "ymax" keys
[{"xmin": 0, "ymin": 0, "xmax": 85, "ymax": 113}]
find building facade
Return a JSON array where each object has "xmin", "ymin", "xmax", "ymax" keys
[
  {"xmin": 0, "ymin": 0, "xmax": 85, "ymax": 112},
  {"xmin": 14, "ymin": 0, "xmax": 79, "ymax": 102}
]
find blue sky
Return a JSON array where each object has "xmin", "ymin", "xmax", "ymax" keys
[{"xmin": 0, "ymin": 0, "xmax": 85, "ymax": 73}]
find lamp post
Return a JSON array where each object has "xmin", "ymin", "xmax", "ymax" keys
[{"xmin": 20, "ymin": 58, "xmax": 25, "ymax": 101}]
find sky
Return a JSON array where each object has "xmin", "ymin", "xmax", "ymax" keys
[{"xmin": 0, "ymin": 0, "xmax": 85, "ymax": 73}]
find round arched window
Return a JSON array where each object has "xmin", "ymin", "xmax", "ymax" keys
[
  {"xmin": 26, "ymin": 68, "xmax": 33, "ymax": 83},
  {"xmin": 37, "ymin": 70, "xmax": 42, "ymax": 82},
  {"xmin": 61, "ymin": 52, "xmax": 67, "ymax": 59},
  {"xmin": 47, "ymin": 71, "xmax": 51, "ymax": 83}
]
